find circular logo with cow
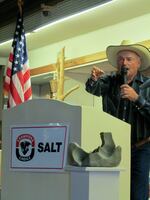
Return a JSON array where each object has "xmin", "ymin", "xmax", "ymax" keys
[{"xmin": 16, "ymin": 134, "xmax": 35, "ymax": 161}]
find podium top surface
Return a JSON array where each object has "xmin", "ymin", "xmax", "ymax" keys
[{"xmin": 66, "ymin": 166, "xmax": 125, "ymax": 172}]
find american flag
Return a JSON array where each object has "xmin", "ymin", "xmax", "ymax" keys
[{"xmin": 4, "ymin": 13, "xmax": 32, "ymax": 108}]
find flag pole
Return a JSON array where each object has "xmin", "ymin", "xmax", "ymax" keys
[{"xmin": 17, "ymin": 0, "xmax": 24, "ymax": 16}]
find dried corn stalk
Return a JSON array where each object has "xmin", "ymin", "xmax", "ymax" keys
[{"xmin": 50, "ymin": 47, "xmax": 79, "ymax": 100}]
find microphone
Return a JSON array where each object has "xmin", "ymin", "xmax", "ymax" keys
[
  {"xmin": 120, "ymin": 66, "xmax": 128, "ymax": 121},
  {"xmin": 120, "ymin": 66, "xmax": 128, "ymax": 84}
]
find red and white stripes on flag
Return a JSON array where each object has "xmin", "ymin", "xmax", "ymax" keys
[{"xmin": 4, "ymin": 13, "xmax": 32, "ymax": 108}]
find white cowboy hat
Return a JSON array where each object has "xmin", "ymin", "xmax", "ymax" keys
[{"xmin": 106, "ymin": 40, "xmax": 150, "ymax": 71}]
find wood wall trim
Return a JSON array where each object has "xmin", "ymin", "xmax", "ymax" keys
[
  {"xmin": 30, "ymin": 39, "xmax": 150, "ymax": 77},
  {"xmin": 30, "ymin": 51, "xmax": 106, "ymax": 76}
]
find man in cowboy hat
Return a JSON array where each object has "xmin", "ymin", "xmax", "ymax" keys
[{"xmin": 85, "ymin": 40, "xmax": 150, "ymax": 200}]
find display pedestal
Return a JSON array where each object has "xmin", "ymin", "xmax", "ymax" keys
[{"xmin": 68, "ymin": 167, "xmax": 123, "ymax": 200}]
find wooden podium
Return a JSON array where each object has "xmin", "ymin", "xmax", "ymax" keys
[{"xmin": 1, "ymin": 99, "xmax": 130, "ymax": 200}]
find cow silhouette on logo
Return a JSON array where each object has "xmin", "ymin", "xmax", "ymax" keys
[{"xmin": 20, "ymin": 141, "xmax": 31, "ymax": 155}]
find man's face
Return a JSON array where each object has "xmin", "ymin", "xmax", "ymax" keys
[{"xmin": 117, "ymin": 50, "xmax": 141, "ymax": 80}]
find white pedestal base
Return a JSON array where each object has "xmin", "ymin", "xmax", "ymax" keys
[{"xmin": 68, "ymin": 167, "xmax": 122, "ymax": 200}]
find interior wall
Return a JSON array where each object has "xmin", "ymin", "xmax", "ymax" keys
[
  {"xmin": 27, "ymin": 12, "xmax": 150, "ymax": 107},
  {"xmin": 0, "ymin": 57, "xmax": 7, "ymax": 66},
  {"xmin": 63, "ymin": 79, "xmax": 94, "ymax": 106},
  {"xmin": 1, "ymin": 12, "xmax": 150, "ymax": 69},
  {"xmin": 28, "ymin": 12, "xmax": 150, "ymax": 69}
]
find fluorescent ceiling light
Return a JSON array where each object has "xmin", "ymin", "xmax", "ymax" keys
[
  {"xmin": 0, "ymin": 33, "xmax": 31, "ymax": 46},
  {"xmin": 0, "ymin": 39, "xmax": 13, "ymax": 46},
  {"xmin": 0, "ymin": 0, "xmax": 114, "ymax": 46},
  {"xmin": 34, "ymin": 0, "xmax": 114, "ymax": 32}
]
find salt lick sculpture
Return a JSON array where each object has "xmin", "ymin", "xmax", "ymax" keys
[{"xmin": 68, "ymin": 132, "xmax": 121, "ymax": 167}]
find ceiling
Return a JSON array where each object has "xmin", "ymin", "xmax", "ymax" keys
[
  {"xmin": 0, "ymin": 0, "xmax": 150, "ymax": 84},
  {"xmin": 0, "ymin": 0, "xmax": 65, "ymax": 27},
  {"xmin": 1, "ymin": 0, "xmax": 150, "ymax": 57},
  {"xmin": 0, "ymin": 0, "xmax": 112, "ymax": 56}
]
